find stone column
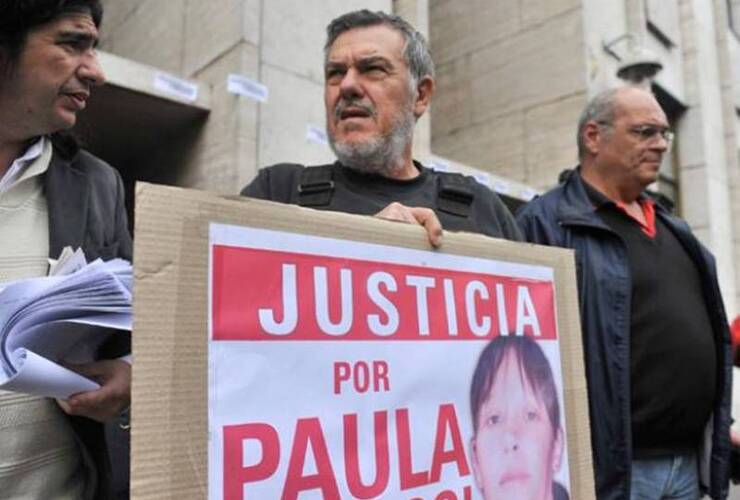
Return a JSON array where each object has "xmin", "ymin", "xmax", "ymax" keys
[{"xmin": 677, "ymin": 0, "xmax": 738, "ymax": 313}]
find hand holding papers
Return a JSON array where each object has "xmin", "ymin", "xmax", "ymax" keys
[
  {"xmin": 57, "ymin": 358, "xmax": 132, "ymax": 422},
  {"xmin": 0, "ymin": 255, "xmax": 132, "ymax": 399}
]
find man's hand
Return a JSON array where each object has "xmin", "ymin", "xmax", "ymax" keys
[
  {"xmin": 731, "ymin": 428, "xmax": 740, "ymax": 448},
  {"xmin": 374, "ymin": 202, "xmax": 443, "ymax": 247},
  {"xmin": 58, "ymin": 359, "xmax": 131, "ymax": 423}
]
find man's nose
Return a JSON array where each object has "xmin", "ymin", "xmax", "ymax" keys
[
  {"xmin": 78, "ymin": 51, "xmax": 106, "ymax": 87},
  {"xmin": 653, "ymin": 134, "xmax": 669, "ymax": 152},
  {"xmin": 338, "ymin": 68, "xmax": 363, "ymax": 99}
]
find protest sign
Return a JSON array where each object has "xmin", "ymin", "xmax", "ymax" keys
[{"xmin": 132, "ymin": 183, "xmax": 594, "ymax": 499}]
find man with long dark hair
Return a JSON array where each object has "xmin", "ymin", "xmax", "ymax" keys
[{"xmin": 0, "ymin": 1, "xmax": 131, "ymax": 498}]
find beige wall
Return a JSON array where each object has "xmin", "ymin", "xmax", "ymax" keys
[
  {"xmin": 97, "ymin": 0, "xmax": 739, "ymax": 314},
  {"xmin": 672, "ymin": 0, "xmax": 738, "ymax": 315},
  {"xmin": 429, "ymin": 0, "xmax": 587, "ymax": 190},
  {"xmin": 731, "ymin": 0, "xmax": 740, "ymax": 33},
  {"xmin": 99, "ymin": 0, "xmax": 391, "ymax": 194}
]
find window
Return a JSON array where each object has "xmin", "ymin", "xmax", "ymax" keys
[
  {"xmin": 646, "ymin": 0, "xmax": 680, "ymax": 47},
  {"xmin": 730, "ymin": 0, "xmax": 740, "ymax": 39},
  {"xmin": 651, "ymin": 84, "xmax": 687, "ymax": 214}
]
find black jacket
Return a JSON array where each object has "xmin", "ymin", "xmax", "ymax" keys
[
  {"xmin": 241, "ymin": 162, "xmax": 523, "ymax": 241},
  {"xmin": 516, "ymin": 169, "xmax": 731, "ymax": 499},
  {"xmin": 45, "ymin": 144, "xmax": 132, "ymax": 500}
]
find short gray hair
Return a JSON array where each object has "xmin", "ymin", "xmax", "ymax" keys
[
  {"xmin": 576, "ymin": 88, "xmax": 620, "ymax": 159},
  {"xmin": 324, "ymin": 9, "xmax": 435, "ymax": 84}
]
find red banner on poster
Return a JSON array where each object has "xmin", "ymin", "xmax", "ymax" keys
[{"xmin": 212, "ymin": 245, "xmax": 556, "ymax": 341}]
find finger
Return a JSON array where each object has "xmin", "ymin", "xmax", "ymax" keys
[
  {"xmin": 64, "ymin": 362, "xmax": 131, "ymax": 421},
  {"xmin": 409, "ymin": 207, "xmax": 443, "ymax": 247},
  {"xmin": 57, "ymin": 398, "xmax": 72, "ymax": 414},
  {"xmin": 374, "ymin": 202, "xmax": 405, "ymax": 222},
  {"xmin": 67, "ymin": 385, "xmax": 107, "ymax": 411},
  {"xmin": 66, "ymin": 386, "xmax": 122, "ymax": 421},
  {"xmin": 380, "ymin": 203, "xmax": 426, "ymax": 225}
]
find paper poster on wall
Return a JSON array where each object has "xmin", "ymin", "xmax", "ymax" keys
[{"xmin": 208, "ymin": 223, "xmax": 571, "ymax": 500}]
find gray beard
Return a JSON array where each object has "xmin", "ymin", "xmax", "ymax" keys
[{"xmin": 329, "ymin": 109, "xmax": 415, "ymax": 177}]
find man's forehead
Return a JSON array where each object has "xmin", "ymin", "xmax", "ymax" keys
[
  {"xmin": 43, "ymin": 11, "xmax": 99, "ymax": 37},
  {"xmin": 613, "ymin": 89, "xmax": 668, "ymax": 124},
  {"xmin": 326, "ymin": 25, "xmax": 405, "ymax": 62}
]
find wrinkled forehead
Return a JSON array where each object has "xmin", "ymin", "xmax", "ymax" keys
[
  {"xmin": 42, "ymin": 12, "xmax": 100, "ymax": 47},
  {"xmin": 326, "ymin": 25, "xmax": 406, "ymax": 64}
]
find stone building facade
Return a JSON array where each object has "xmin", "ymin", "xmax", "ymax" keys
[{"xmin": 88, "ymin": 0, "xmax": 739, "ymax": 316}]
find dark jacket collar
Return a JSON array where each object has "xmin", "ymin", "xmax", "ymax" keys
[
  {"xmin": 44, "ymin": 147, "xmax": 89, "ymax": 259},
  {"xmin": 556, "ymin": 167, "xmax": 611, "ymax": 230},
  {"xmin": 556, "ymin": 167, "xmax": 672, "ymax": 230}
]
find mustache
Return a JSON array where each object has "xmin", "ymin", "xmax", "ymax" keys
[{"xmin": 333, "ymin": 98, "xmax": 376, "ymax": 120}]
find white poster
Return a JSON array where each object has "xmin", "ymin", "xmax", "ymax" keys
[{"xmin": 208, "ymin": 223, "xmax": 571, "ymax": 500}]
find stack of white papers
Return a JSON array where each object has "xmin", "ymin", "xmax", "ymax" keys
[{"xmin": 0, "ymin": 256, "xmax": 132, "ymax": 399}]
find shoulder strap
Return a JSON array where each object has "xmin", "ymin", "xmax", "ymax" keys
[
  {"xmin": 437, "ymin": 172, "xmax": 475, "ymax": 217},
  {"xmin": 297, "ymin": 165, "xmax": 335, "ymax": 207}
]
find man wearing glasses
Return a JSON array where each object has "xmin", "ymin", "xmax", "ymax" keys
[{"xmin": 517, "ymin": 86, "xmax": 731, "ymax": 500}]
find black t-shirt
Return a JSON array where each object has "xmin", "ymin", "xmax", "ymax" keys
[
  {"xmin": 583, "ymin": 181, "xmax": 716, "ymax": 455},
  {"xmin": 241, "ymin": 161, "xmax": 523, "ymax": 241}
]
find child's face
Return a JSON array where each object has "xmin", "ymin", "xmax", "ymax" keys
[{"xmin": 471, "ymin": 351, "xmax": 562, "ymax": 500}]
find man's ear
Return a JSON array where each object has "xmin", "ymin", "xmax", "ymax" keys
[
  {"xmin": 582, "ymin": 121, "xmax": 603, "ymax": 156},
  {"xmin": 413, "ymin": 75, "xmax": 434, "ymax": 119}
]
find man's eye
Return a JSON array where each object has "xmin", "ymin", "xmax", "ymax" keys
[
  {"xmin": 60, "ymin": 40, "xmax": 87, "ymax": 52},
  {"xmin": 525, "ymin": 411, "xmax": 539, "ymax": 422},
  {"xmin": 638, "ymin": 127, "xmax": 657, "ymax": 139},
  {"xmin": 326, "ymin": 69, "xmax": 344, "ymax": 80}
]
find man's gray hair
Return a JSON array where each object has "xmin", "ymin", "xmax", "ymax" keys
[
  {"xmin": 576, "ymin": 88, "xmax": 620, "ymax": 159},
  {"xmin": 324, "ymin": 9, "xmax": 435, "ymax": 84}
]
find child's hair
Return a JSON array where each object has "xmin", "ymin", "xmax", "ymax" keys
[{"xmin": 470, "ymin": 335, "xmax": 561, "ymax": 437}]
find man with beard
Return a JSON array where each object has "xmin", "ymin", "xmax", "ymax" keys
[{"xmin": 241, "ymin": 9, "xmax": 521, "ymax": 245}]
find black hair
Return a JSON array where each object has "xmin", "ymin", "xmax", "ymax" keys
[
  {"xmin": 470, "ymin": 335, "xmax": 561, "ymax": 437},
  {"xmin": 0, "ymin": 0, "xmax": 103, "ymax": 78},
  {"xmin": 325, "ymin": 9, "xmax": 434, "ymax": 83}
]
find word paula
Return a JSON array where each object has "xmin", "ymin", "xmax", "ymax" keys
[{"xmin": 223, "ymin": 404, "xmax": 469, "ymax": 500}]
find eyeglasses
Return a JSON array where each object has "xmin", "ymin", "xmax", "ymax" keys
[
  {"xmin": 627, "ymin": 125, "xmax": 674, "ymax": 144},
  {"xmin": 596, "ymin": 121, "xmax": 674, "ymax": 145}
]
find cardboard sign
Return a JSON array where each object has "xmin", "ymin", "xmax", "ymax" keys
[{"xmin": 132, "ymin": 183, "xmax": 594, "ymax": 499}]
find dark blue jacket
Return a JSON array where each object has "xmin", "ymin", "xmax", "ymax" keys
[{"xmin": 516, "ymin": 169, "xmax": 731, "ymax": 500}]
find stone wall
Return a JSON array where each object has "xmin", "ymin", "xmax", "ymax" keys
[
  {"xmin": 674, "ymin": 0, "xmax": 738, "ymax": 314},
  {"xmin": 97, "ymin": 0, "xmax": 739, "ymax": 313},
  {"xmin": 429, "ymin": 0, "xmax": 587, "ymax": 190},
  {"xmin": 99, "ymin": 0, "xmax": 390, "ymax": 194}
]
